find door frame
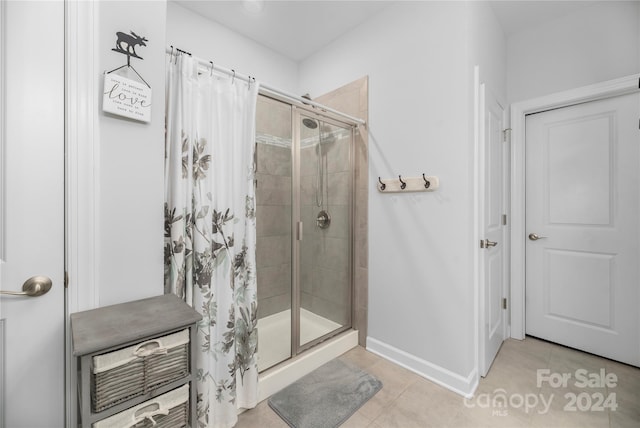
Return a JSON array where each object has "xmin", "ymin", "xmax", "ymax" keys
[
  {"xmin": 509, "ymin": 74, "xmax": 640, "ymax": 340},
  {"xmin": 0, "ymin": 1, "xmax": 5, "ymax": 425},
  {"xmin": 65, "ymin": 1, "xmax": 101, "ymax": 426}
]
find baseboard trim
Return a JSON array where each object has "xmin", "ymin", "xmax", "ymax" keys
[{"xmin": 366, "ymin": 337, "xmax": 478, "ymax": 398}]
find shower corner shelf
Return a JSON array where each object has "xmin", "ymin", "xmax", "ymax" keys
[{"xmin": 377, "ymin": 175, "xmax": 439, "ymax": 193}]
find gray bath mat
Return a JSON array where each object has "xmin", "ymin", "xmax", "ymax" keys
[{"xmin": 268, "ymin": 358, "xmax": 382, "ymax": 428}]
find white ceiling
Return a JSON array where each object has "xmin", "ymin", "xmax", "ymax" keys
[
  {"xmin": 173, "ymin": 1, "xmax": 599, "ymax": 61},
  {"xmin": 488, "ymin": 1, "xmax": 597, "ymax": 36},
  {"xmin": 173, "ymin": 0, "xmax": 391, "ymax": 61}
]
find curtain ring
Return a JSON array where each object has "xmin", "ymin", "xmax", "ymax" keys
[
  {"xmin": 423, "ymin": 173, "xmax": 431, "ymax": 189},
  {"xmin": 171, "ymin": 45, "xmax": 177, "ymax": 64},
  {"xmin": 378, "ymin": 177, "xmax": 386, "ymax": 191},
  {"xmin": 248, "ymin": 75, "xmax": 252, "ymax": 89},
  {"xmin": 232, "ymin": 69, "xmax": 236, "ymax": 84},
  {"xmin": 209, "ymin": 61, "xmax": 214, "ymax": 77},
  {"xmin": 399, "ymin": 175, "xmax": 406, "ymax": 190}
]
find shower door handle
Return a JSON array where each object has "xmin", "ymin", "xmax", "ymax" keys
[{"xmin": 297, "ymin": 221, "xmax": 303, "ymax": 241}]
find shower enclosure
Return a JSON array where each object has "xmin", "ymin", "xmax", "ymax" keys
[{"xmin": 255, "ymin": 94, "xmax": 354, "ymax": 372}]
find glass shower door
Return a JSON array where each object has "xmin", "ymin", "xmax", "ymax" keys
[
  {"xmin": 255, "ymin": 96, "xmax": 293, "ymax": 372},
  {"xmin": 297, "ymin": 112, "xmax": 353, "ymax": 349}
]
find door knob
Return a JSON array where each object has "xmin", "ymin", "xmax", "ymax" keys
[
  {"xmin": 0, "ymin": 276, "xmax": 52, "ymax": 297},
  {"xmin": 480, "ymin": 239, "xmax": 498, "ymax": 248},
  {"xmin": 528, "ymin": 233, "xmax": 547, "ymax": 241}
]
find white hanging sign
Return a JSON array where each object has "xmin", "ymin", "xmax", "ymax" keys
[{"xmin": 102, "ymin": 73, "xmax": 152, "ymax": 123}]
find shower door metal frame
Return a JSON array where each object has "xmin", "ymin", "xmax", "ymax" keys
[
  {"xmin": 255, "ymin": 92, "xmax": 357, "ymax": 367},
  {"xmin": 291, "ymin": 106, "xmax": 301, "ymax": 356},
  {"xmin": 289, "ymin": 105, "xmax": 356, "ymax": 357}
]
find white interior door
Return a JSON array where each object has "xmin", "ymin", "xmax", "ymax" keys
[
  {"xmin": 525, "ymin": 92, "xmax": 640, "ymax": 367},
  {"xmin": 480, "ymin": 84, "xmax": 508, "ymax": 376},
  {"xmin": 0, "ymin": 1, "xmax": 65, "ymax": 427}
]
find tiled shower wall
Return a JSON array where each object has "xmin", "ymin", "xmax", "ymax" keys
[
  {"xmin": 255, "ymin": 97, "xmax": 292, "ymax": 319},
  {"xmin": 300, "ymin": 130, "xmax": 352, "ymax": 326}
]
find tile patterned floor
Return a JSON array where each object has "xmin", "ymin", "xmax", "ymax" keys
[{"xmin": 236, "ymin": 337, "xmax": 640, "ymax": 428}]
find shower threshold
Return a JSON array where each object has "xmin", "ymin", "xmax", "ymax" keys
[
  {"xmin": 257, "ymin": 308, "xmax": 342, "ymax": 372},
  {"xmin": 257, "ymin": 328, "xmax": 358, "ymax": 403}
]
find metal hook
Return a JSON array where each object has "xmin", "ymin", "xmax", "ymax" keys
[
  {"xmin": 423, "ymin": 173, "xmax": 431, "ymax": 189},
  {"xmin": 209, "ymin": 61, "xmax": 214, "ymax": 77},
  {"xmin": 378, "ymin": 177, "xmax": 386, "ymax": 191},
  {"xmin": 231, "ymin": 69, "xmax": 236, "ymax": 85},
  {"xmin": 248, "ymin": 75, "xmax": 252, "ymax": 89},
  {"xmin": 399, "ymin": 175, "xmax": 406, "ymax": 190}
]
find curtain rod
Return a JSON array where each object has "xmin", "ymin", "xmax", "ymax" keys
[{"xmin": 165, "ymin": 47, "xmax": 366, "ymax": 127}]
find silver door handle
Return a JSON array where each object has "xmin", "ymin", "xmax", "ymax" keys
[
  {"xmin": 297, "ymin": 221, "xmax": 303, "ymax": 241},
  {"xmin": 480, "ymin": 239, "xmax": 498, "ymax": 248},
  {"xmin": 528, "ymin": 233, "xmax": 547, "ymax": 241},
  {"xmin": 0, "ymin": 276, "xmax": 52, "ymax": 297}
]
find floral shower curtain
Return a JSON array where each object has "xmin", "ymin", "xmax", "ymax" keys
[{"xmin": 165, "ymin": 55, "xmax": 259, "ymax": 428}]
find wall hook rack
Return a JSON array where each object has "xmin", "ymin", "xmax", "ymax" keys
[
  {"xmin": 422, "ymin": 173, "xmax": 431, "ymax": 189},
  {"xmin": 398, "ymin": 175, "xmax": 407, "ymax": 190},
  {"xmin": 378, "ymin": 177, "xmax": 386, "ymax": 191},
  {"xmin": 377, "ymin": 174, "xmax": 439, "ymax": 193}
]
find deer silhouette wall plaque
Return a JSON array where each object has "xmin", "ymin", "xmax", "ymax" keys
[
  {"xmin": 106, "ymin": 30, "xmax": 150, "ymax": 87},
  {"xmin": 112, "ymin": 31, "xmax": 148, "ymax": 60},
  {"xmin": 103, "ymin": 30, "xmax": 152, "ymax": 122}
]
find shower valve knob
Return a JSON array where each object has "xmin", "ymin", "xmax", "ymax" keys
[{"xmin": 316, "ymin": 210, "xmax": 331, "ymax": 229}]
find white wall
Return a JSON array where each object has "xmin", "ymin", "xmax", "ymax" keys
[
  {"xmin": 469, "ymin": 1, "xmax": 507, "ymax": 104},
  {"xmin": 91, "ymin": 0, "xmax": 296, "ymax": 308},
  {"xmin": 507, "ymin": 1, "xmax": 640, "ymax": 102},
  {"xmin": 299, "ymin": 1, "xmax": 506, "ymax": 394},
  {"xmin": 166, "ymin": 2, "xmax": 298, "ymax": 92},
  {"xmin": 97, "ymin": 1, "xmax": 167, "ymax": 306}
]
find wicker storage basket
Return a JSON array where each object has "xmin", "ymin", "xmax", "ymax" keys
[
  {"xmin": 92, "ymin": 384, "xmax": 189, "ymax": 428},
  {"xmin": 92, "ymin": 329, "xmax": 189, "ymax": 412}
]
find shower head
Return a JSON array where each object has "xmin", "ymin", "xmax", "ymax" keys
[{"xmin": 302, "ymin": 118, "xmax": 318, "ymax": 129}]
